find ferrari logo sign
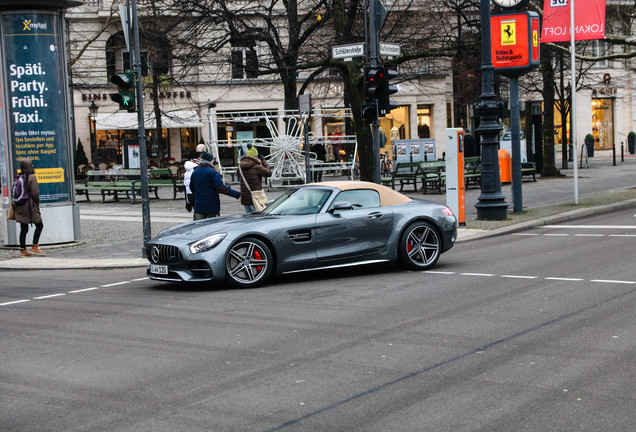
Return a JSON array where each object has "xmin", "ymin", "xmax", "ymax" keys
[
  {"xmin": 501, "ymin": 20, "xmax": 516, "ymax": 46},
  {"xmin": 491, "ymin": 11, "xmax": 540, "ymax": 77}
]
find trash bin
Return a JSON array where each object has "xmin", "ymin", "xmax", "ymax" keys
[
  {"xmin": 584, "ymin": 134, "xmax": 595, "ymax": 157},
  {"xmin": 498, "ymin": 148, "xmax": 511, "ymax": 184},
  {"xmin": 628, "ymin": 132, "xmax": 636, "ymax": 155}
]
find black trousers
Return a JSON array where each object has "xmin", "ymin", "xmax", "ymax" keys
[{"xmin": 20, "ymin": 222, "xmax": 43, "ymax": 249}]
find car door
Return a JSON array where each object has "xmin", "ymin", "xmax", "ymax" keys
[{"xmin": 314, "ymin": 189, "xmax": 394, "ymax": 261}]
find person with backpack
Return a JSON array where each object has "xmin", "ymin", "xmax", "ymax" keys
[{"xmin": 13, "ymin": 159, "xmax": 44, "ymax": 257}]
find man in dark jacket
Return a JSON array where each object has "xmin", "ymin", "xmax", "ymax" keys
[
  {"xmin": 239, "ymin": 154, "xmax": 272, "ymax": 213},
  {"xmin": 311, "ymin": 141, "xmax": 327, "ymax": 182},
  {"xmin": 190, "ymin": 152, "xmax": 240, "ymax": 220}
]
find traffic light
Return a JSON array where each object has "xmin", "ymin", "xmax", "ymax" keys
[
  {"xmin": 362, "ymin": 102, "xmax": 377, "ymax": 123},
  {"xmin": 377, "ymin": 68, "xmax": 398, "ymax": 117},
  {"xmin": 110, "ymin": 71, "xmax": 136, "ymax": 112},
  {"xmin": 364, "ymin": 66, "xmax": 383, "ymax": 102}
]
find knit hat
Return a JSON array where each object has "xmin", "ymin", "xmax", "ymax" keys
[
  {"xmin": 201, "ymin": 151, "xmax": 213, "ymax": 162},
  {"xmin": 196, "ymin": 144, "xmax": 207, "ymax": 152}
]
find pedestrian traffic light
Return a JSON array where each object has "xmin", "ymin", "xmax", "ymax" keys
[
  {"xmin": 110, "ymin": 71, "xmax": 136, "ymax": 112},
  {"xmin": 378, "ymin": 68, "xmax": 398, "ymax": 117}
]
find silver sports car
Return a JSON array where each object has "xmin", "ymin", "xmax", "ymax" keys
[{"xmin": 146, "ymin": 181, "xmax": 457, "ymax": 287}]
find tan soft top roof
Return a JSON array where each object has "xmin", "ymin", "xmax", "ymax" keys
[{"xmin": 310, "ymin": 180, "xmax": 413, "ymax": 206}]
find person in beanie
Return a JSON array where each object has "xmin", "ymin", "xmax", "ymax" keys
[
  {"xmin": 14, "ymin": 159, "xmax": 45, "ymax": 257},
  {"xmin": 239, "ymin": 153, "xmax": 272, "ymax": 213},
  {"xmin": 189, "ymin": 152, "xmax": 240, "ymax": 219}
]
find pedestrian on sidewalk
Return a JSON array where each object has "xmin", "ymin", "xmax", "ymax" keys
[
  {"xmin": 14, "ymin": 159, "xmax": 45, "ymax": 257},
  {"xmin": 311, "ymin": 140, "xmax": 327, "ymax": 182},
  {"xmin": 239, "ymin": 153, "xmax": 272, "ymax": 213},
  {"xmin": 183, "ymin": 143, "xmax": 207, "ymax": 212},
  {"xmin": 190, "ymin": 152, "xmax": 240, "ymax": 220}
]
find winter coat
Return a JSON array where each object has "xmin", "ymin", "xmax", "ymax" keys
[
  {"xmin": 190, "ymin": 160, "xmax": 240, "ymax": 214},
  {"xmin": 183, "ymin": 159, "xmax": 201, "ymax": 194},
  {"xmin": 311, "ymin": 143, "xmax": 327, "ymax": 162},
  {"xmin": 238, "ymin": 156, "xmax": 272, "ymax": 206},
  {"xmin": 14, "ymin": 159, "xmax": 42, "ymax": 224}
]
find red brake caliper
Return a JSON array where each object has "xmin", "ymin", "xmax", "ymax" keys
[{"xmin": 254, "ymin": 250, "xmax": 262, "ymax": 273}]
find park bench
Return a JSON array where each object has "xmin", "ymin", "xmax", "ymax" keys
[
  {"xmin": 148, "ymin": 168, "xmax": 184, "ymax": 199},
  {"xmin": 464, "ymin": 156, "xmax": 481, "ymax": 188},
  {"xmin": 521, "ymin": 162, "xmax": 537, "ymax": 181},
  {"xmin": 75, "ymin": 169, "xmax": 142, "ymax": 204},
  {"xmin": 388, "ymin": 161, "xmax": 423, "ymax": 192},
  {"xmin": 419, "ymin": 161, "xmax": 446, "ymax": 194}
]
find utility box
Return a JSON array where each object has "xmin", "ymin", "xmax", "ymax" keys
[{"xmin": 445, "ymin": 128, "xmax": 465, "ymax": 225}]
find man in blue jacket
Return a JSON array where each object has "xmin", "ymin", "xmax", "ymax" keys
[{"xmin": 190, "ymin": 152, "xmax": 240, "ymax": 220}]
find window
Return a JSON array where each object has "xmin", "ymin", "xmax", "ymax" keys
[
  {"xmin": 231, "ymin": 41, "xmax": 258, "ymax": 79},
  {"xmin": 123, "ymin": 51, "xmax": 149, "ymax": 76},
  {"xmin": 333, "ymin": 190, "xmax": 380, "ymax": 209},
  {"xmin": 592, "ymin": 40, "xmax": 609, "ymax": 67}
]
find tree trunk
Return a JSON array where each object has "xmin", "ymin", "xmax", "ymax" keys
[{"xmin": 541, "ymin": 50, "xmax": 559, "ymax": 177}]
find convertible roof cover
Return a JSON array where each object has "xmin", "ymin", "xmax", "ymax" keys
[{"xmin": 314, "ymin": 181, "xmax": 413, "ymax": 206}]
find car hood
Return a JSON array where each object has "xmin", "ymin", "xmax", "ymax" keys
[{"xmin": 151, "ymin": 213, "xmax": 271, "ymax": 243}]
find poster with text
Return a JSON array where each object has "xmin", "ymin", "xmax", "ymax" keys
[
  {"xmin": 2, "ymin": 12, "xmax": 71, "ymax": 203},
  {"xmin": 541, "ymin": 0, "xmax": 606, "ymax": 43}
]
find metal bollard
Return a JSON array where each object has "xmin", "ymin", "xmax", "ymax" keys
[
  {"xmin": 621, "ymin": 141, "xmax": 624, "ymax": 162},
  {"xmin": 613, "ymin": 144, "xmax": 616, "ymax": 166}
]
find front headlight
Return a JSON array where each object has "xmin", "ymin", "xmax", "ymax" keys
[{"xmin": 189, "ymin": 233, "xmax": 227, "ymax": 254}]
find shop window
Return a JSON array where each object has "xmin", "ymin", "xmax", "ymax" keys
[
  {"xmin": 417, "ymin": 104, "xmax": 433, "ymax": 138},
  {"xmin": 592, "ymin": 98, "xmax": 613, "ymax": 149},
  {"xmin": 181, "ymin": 128, "xmax": 198, "ymax": 159}
]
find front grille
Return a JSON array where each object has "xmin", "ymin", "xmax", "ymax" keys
[{"xmin": 148, "ymin": 244, "xmax": 183, "ymax": 264}]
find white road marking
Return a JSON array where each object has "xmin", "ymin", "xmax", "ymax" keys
[
  {"xmin": 574, "ymin": 234, "xmax": 604, "ymax": 237},
  {"xmin": 542, "ymin": 225, "xmax": 636, "ymax": 229},
  {"xmin": 460, "ymin": 272, "xmax": 495, "ymax": 277},
  {"xmin": 513, "ymin": 233, "xmax": 539, "ymax": 236},
  {"xmin": 0, "ymin": 299, "xmax": 31, "ymax": 306},
  {"xmin": 609, "ymin": 234, "xmax": 636, "ymax": 237},
  {"xmin": 544, "ymin": 233, "xmax": 569, "ymax": 237},
  {"xmin": 0, "ymin": 278, "xmax": 143, "ymax": 308},
  {"xmin": 591, "ymin": 279, "xmax": 636, "ymax": 285},
  {"xmin": 545, "ymin": 277, "xmax": 584, "ymax": 281},
  {"xmin": 33, "ymin": 293, "xmax": 66, "ymax": 300},
  {"xmin": 68, "ymin": 287, "xmax": 100, "ymax": 293},
  {"xmin": 101, "ymin": 281, "xmax": 131, "ymax": 287},
  {"xmin": 424, "ymin": 271, "xmax": 456, "ymax": 275},
  {"xmin": 501, "ymin": 275, "xmax": 538, "ymax": 279}
]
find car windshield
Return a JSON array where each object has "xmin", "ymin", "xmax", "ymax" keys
[{"xmin": 262, "ymin": 187, "xmax": 333, "ymax": 215}]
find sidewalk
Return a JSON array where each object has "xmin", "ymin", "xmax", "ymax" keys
[{"xmin": 1, "ymin": 149, "xmax": 634, "ymax": 270}]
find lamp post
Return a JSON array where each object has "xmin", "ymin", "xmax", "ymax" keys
[
  {"xmin": 474, "ymin": 0, "xmax": 508, "ymax": 220},
  {"xmin": 88, "ymin": 100, "xmax": 99, "ymax": 162}
]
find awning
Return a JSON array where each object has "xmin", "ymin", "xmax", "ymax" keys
[{"xmin": 95, "ymin": 110, "xmax": 203, "ymax": 130}]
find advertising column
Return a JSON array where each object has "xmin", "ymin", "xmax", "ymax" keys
[{"xmin": 1, "ymin": 5, "xmax": 81, "ymax": 245}]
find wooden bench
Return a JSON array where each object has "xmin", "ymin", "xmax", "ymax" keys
[
  {"xmin": 464, "ymin": 156, "xmax": 481, "ymax": 188},
  {"xmin": 521, "ymin": 162, "xmax": 537, "ymax": 181},
  {"xmin": 388, "ymin": 162, "xmax": 423, "ymax": 192},
  {"xmin": 148, "ymin": 168, "xmax": 184, "ymax": 199},
  {"xmin": 75, "ymin": 170, "xmax": 142, "ymax": 203},
  {"xmin": 419, "ymin": 161, "xmax": 446, "ymax": 194}
]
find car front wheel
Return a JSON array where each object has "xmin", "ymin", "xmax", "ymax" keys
[
  {"xmin": 225, "ymin": 237, "xmax": 273, "ymax": 288},
  {"xmin": 399, "ymin": 221, "xmax": 441, "ymax": 270}
]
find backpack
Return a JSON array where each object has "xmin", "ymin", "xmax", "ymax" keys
[{"xmin": 11, "ymin": 173, "xmax": 29, "ymax": 205}]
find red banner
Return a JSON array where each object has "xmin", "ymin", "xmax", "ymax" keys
[{"xmin": 541, "ymin": 0, "xmax": 606, "ymax": 43}]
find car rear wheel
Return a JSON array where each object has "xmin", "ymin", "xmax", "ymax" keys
[
  {"xmin": 225, "ymin": 237, "xmax": 273, "ymax": 288},
  {"xmin": 399, "ymin": 221, "xmax": 441, "ymax": 270}
]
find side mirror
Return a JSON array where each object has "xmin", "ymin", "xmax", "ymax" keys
[{"xmin": 329, "ymin": 201, "xmax": 354, "ymax": 213}]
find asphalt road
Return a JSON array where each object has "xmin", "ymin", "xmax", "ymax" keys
[{"xmin": 1, "ymin": 207, "xmax": 635, "ymax": 431}]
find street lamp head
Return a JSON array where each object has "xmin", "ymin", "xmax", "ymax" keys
[{"xmin": 89, "ymin": 100, "xmax": 99, "ymax": 117}]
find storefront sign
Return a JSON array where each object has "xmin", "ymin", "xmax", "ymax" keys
[
  {"xmin": 541, "ymin": 0, "xmax": 606, "ymax": 43},
  {"xmin": 2, "ymin": 12, "xmax": 71, "ymax": 203},
  {"xmin": 491, "ymin": 12, "xmax": 540, "ymax": 77}
]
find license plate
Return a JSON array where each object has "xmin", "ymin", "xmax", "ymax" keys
[{"xmin": 150, "ymin": 264, "xmax": 168, "ymax": 275}]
